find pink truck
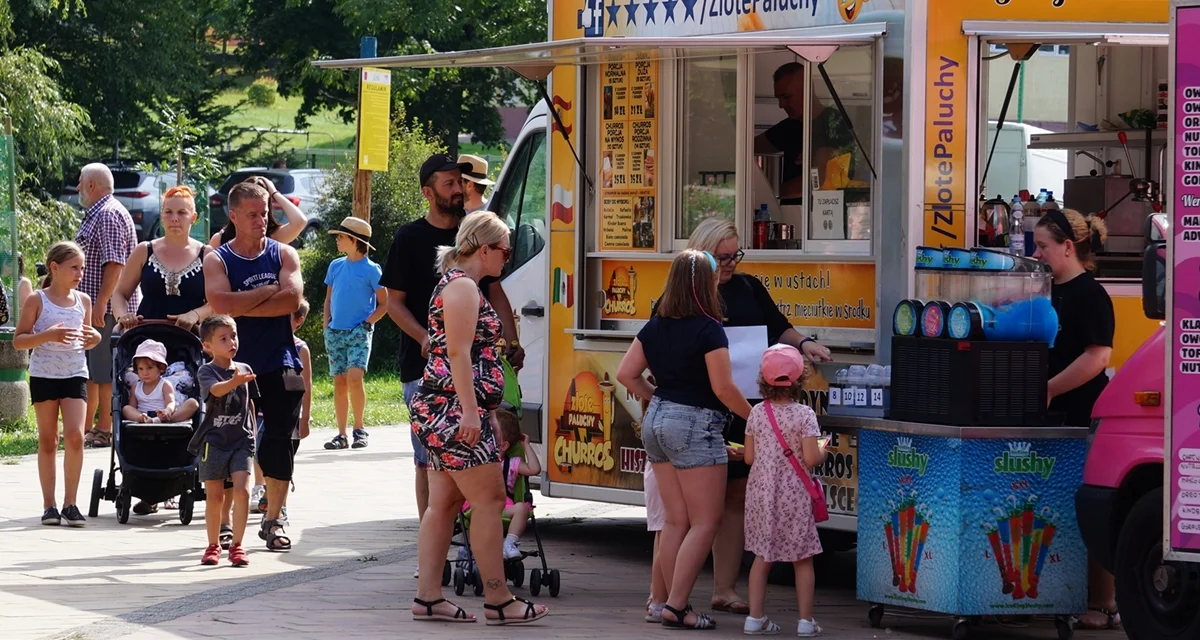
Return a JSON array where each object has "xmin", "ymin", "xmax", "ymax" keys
[{"xmin": 1075, "ymin": 214, "xmax": 1200, "ymax": 638}]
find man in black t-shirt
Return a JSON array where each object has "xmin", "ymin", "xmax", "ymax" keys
[
  {"xmin": 380, "ymin": 155, "xmax": 521, "ymax": 577},
  {"xmin": 754, "ymin": 62, "xmax": 853, "ymax": 200}
]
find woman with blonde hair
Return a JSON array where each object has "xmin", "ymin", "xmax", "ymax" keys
[
  {"xmin": 686, "ymin": 217, "xmax": 831, "ymax": 614},
  {"xmin": 618, "ymin": 249, "xmax": 753, "ymax": 630},
  {"xmin": 1032, "ymin": 208, "xmax": 1118, "ymax": 630},
  {"xmin": 408, "ymin": 211, "xmax": 548, "ymax": 626}
]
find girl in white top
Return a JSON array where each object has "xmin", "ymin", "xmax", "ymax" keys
[
  {"xmin": 14, "ymin": 242, "xmax": 102, "ymax": 527},
  {"xmin": 122, "ymin": 338, "xmax": 199, "ymax": 424}
]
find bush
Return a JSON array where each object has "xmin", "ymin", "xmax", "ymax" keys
[
  {"xmin": 298, "ymin": 118, "xmax": 444, "ymax": 374},
  {"xmin": 17, "ymin": 194, "xmax": 80, "ymax": 271},
  {"xmin": 247, "ymin": 79, "xmax": 278, "ymax": 108}
]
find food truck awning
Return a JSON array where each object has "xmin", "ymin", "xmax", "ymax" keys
[
  {"xmin": 311, "ymin": 22, "xmax": 887, "ymax": 77},
  {"xmin": 961, "ymin": 21, "xmax": 1169, "ymax": 46}
]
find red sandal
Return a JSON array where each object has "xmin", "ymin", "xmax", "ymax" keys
[
  {"xmin": 201, "ymin": 543, "xmax": 220, "ymax": 566},
  {"xmin": 228, "ymin": 543, "xmax": 249, "ymax": 567}
]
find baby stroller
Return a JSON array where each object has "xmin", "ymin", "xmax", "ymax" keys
[
  {"xmin": 441, "ymin": 444, "xmax": 562, "ymax": 597},
  {"xmin": 88, "ymin": 322, "xmax": 208, "ymax": 525}
]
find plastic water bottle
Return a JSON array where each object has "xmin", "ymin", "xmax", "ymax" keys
[
  {"xmin": 1037, "ymin": 189, "xmax": 1049, "ymax": 204},
  {"xmin": 755, "ymin": 203, "xmax": 769, "ymax": 222},
  {"xmin": 1042, "ymin": 192, "xmax": 1059, "ymax": 212},
  {"xmin": 1009, "ymin": 196, "xmax": 1025, "ymax": 256}
]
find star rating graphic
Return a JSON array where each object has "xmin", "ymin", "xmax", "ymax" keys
[
  {"xmin": 606, "ymin": 0, "xmax": 621, "ymax": 26},
  {"xmin": 624, "ymin": 0, "xmax": 639, "ymax": 25},
  {"xmin": 681, "ymin": 0, "xmax": 698, "ymax": 22},
  {"xmin": 643, "ymin": 0, "xmax": 659, "ymax": 23},
  {"xmin": 663, "ymin": 0, "xmax": 678, "ymax": 22}
]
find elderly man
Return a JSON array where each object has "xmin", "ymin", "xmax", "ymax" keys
[
  {"xmin": 204, "ymin": 180, "xmax": 304, "ymax": 552},
  {"xmin": 76, "ymin": 163, "xmax": 139, "ymax": 449}
]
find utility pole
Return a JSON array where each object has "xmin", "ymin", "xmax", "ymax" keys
[{"xmin": 352, "ymin": 36, "xmax": 377, "ymax": 222}]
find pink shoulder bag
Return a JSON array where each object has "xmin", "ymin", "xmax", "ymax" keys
[{"xmin": 764, "ymin": 401, "xmax": 829, "ymax": 523}]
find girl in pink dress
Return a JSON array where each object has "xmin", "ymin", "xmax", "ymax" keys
[{"xmin": 743, "ymin": 345, "xmax": 828, "ymax": 636}]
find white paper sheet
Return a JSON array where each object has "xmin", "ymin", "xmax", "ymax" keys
[{"xmin": 725, "ymin": 325, "xmax": 769, "ymax": 400}]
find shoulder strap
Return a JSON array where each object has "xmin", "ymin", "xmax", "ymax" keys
[{"xmin": 764, "ymin": 401, "xmax": 819, "ymax": 491}]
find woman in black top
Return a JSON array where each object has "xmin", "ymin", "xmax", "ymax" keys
[
  {"xmin": 686, "ymin": 218, "xmax": 832, "ymax": 613},
  {"xmin": 1031, "ymin": 208, "xmax": 1116, "ymax": 630}
]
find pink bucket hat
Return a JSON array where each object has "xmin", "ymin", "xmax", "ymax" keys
[
  {"xmin": 761, "ymin": 344, "xmax": 805, "ymax": 386},
  {"xmin": 133, "ymin": 339, "xmax": 168, "ymax": 367}
]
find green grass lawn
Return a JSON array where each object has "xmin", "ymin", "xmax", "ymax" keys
[{"xmin": 0, "ymin": 374, "xmax": 410, "ymax": 460}]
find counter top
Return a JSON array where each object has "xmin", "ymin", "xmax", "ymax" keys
[{"xmin": 820, "ymin": 415, "xmax": 1089, "ymax": 440}]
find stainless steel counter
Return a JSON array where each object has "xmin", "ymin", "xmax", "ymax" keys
[{"xmin": 820, "ymin": 415, "xmax": 1089, "ymax": 440}]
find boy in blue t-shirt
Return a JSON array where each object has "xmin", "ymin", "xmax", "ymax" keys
[{"xmin": 322, "ymin": 217, "xmax": 388, "ymax": 450}]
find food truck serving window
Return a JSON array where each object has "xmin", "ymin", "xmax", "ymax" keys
[{"xmin": 679, "ymin": 56, "xmax": 739, "ymax": 240}]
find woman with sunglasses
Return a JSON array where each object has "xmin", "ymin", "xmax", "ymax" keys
[
  {"xmin": 685, "ymin": 217, "xmax": 832, "ymax": 614},
  {"xmin": 1031, "ymin": 208, "xmax": 1117, "ymax": 631}
]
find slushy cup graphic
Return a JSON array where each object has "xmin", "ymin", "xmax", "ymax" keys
[
  {"xmin": 989, "ymin": 499, "xmax": 1057, "ymax": 599},
  {"xmin": 885, "ymin": 494, "xmax": 930, "ymax": 595}
]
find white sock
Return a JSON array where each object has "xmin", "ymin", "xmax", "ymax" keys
[{"xmin": 505, "ymin": 533, "xmax": 519, "ymax": 545}]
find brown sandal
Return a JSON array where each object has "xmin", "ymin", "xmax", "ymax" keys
[{"xmin": 84, "ymin": 428, "xmax": 112, "ymax": 448}]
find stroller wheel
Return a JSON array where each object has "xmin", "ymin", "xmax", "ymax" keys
[
  {"xmin": 453, "ymin": 567, "xmax": 466, "ymax": 596},
  {"xmin": 116, "ymin": 491, "xmax": 131, "ymax": 524},
  {"xmin": 549, "ymin": 569, "xmax": 561, "ymax": 598},
  {"xmin": 472, "ymin": 567, "xmax": 484, "ymax": 596},
  {"xmin": 178, "ymin": 492, "xmax": 195, "ymax": 525},
  {"xmin": 442, "ymin": 560, "xmax": 452, "ymax": 587},
  {"xmin": 88, "ymin": 469, "xmax": 103, "ymax": 518},
  {"xmin": 511, "ymin": 561, "xmax": 525, "ymax": 588},
  {"xmin": 529, "ymin": 568, "xmax": 542, "ymax": 597}
]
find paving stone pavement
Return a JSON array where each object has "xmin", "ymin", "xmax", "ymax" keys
[{"xmin": 0, "ymin": 428, "xmax": 1121, "ymax": 640}]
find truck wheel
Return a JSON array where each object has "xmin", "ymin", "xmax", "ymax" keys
[{"xmin": 1114, "ymin": 487, "xmax": 1200, "ymax": 639}]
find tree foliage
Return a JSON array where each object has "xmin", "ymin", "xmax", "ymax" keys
[
  {"xmin": 235, "ymin": 0, "xmax": 545, "ymax": 154},
  {"xmin": 0, "ymin": 47, "xmax": 90, "ymax": 192},
  {"xmin": 299, "ymin": 113, "xmax": 443, "ymax": 372}
]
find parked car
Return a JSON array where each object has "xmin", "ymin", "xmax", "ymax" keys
[
  {"xmin": 209, "ymin": 168, "xmax": 329, "ymax": 246},
  {"xmin": 60, "ymin": 168, "xmax": 213, "ymax": 241}
]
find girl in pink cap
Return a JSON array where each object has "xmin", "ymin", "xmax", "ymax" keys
[{"xmin": 742, "ymin": 344, "xmax": 827, "ymax": 636}]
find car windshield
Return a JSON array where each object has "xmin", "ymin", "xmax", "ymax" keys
[{"xmin": 218, "ymin": 171, "xmax": 295, "ymax": 195}]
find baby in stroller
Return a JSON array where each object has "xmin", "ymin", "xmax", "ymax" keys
[{"xmin": 121, "ymin": 339, "xmax": 199, "ymax": 424}]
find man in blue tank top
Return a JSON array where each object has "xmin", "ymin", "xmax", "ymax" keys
[{"xmin": 204, "ymin": 180, "xmax": 304, "ymax": 552}]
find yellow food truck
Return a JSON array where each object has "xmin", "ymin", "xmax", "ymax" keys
[{"xmin": 317, "ymin": 0, "xmax": 1169, "ymax": 539}]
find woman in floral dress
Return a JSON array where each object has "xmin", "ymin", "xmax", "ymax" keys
[{"xmin": 408, "ymin": 212, "xmax": 548, "ymax": 627}]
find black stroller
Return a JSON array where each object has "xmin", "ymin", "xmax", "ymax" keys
[
  {"xmin": 88, "ymin": 322, "xmax": 208, "ymax": 524},
  {"xmin": 441, "ymin": 448, "xmax": 562, "ymax": 597}
]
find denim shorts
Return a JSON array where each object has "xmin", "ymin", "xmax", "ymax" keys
[
  {"xmin": 640, "ymin": 397, "xmax": 729, "ymax": 470},
  {"xmin": 325, "ymin": 323, "xmax": 373, "ymax": 376},
  {"xmin": 403, "ymin": 379, "xmax": 429, "ymax": 468}
]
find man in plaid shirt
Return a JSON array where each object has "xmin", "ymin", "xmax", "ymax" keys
[{"xmin": 74, "ymin": 163, "xmax": 139, "ymax": 448}]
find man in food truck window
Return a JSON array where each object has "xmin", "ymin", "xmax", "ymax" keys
[
  {"xmin": 754, "ymin": 63, "xmax": 853, "ymax": 200},
  {"xmin": 1031, "ymin": 208, "xmax": 1118, "ymax": 631}
]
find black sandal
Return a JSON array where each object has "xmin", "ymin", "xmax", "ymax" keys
[
  {"xmin": 219, "ymin": 524, "xmax": 233, "ymax": 550},
  {"xmin": 258, "ymin": 519, "xmax": 292, "ymax": 551},
  {"xmin": 662, "ymin": 604, "xmax": 716, "ymax": 630},
  {"xmin": 1075, "ymin": 606, "xmax": 1120, "ymax": 630},
  {"xmin": 413, "ymin": 597, "xmax": 476, "ymax": 623},
  {"xmin": 484, "ymin": 596, "xmax": 548, "ymax": 626}
]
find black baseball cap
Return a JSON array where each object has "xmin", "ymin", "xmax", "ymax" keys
[{"xmin": 419, "ymin": 154, "xmax": 472, "ymax": 187}]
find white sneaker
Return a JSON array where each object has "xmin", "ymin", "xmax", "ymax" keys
[
  {"xmin": 797, "ymin": 619, "xmax": 821, "ymax": 637},
  {"xmin": 250, "ymin": 485, "xmax": 266, "ymax": 513},
  {"xmin": 503, "ymin": 539, "xmax": 522, "ymax": 560},
  {"xmin": 744, "ymin": 615, "xmax": 781, "ymax": 635},
  {"xmin": 412, "ymin": 565, "xmax": 420, "ymax": 579}
]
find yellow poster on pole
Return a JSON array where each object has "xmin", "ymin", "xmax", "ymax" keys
[{"xmin": 357, "ymin": 68, "xmax": 391, "ymax": 171}]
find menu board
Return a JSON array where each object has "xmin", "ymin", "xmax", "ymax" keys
[
  {"xmin": 600, "ymin": 59, "xmax": 658, "ymax": 251},
  {"xmin": 1170, "ymin": 3, "xmax": 1200, "ymax": 559}
]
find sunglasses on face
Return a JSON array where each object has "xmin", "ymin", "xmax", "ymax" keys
[
  {"xmin": 715, "ymin": 250, "xmax": 745, "ymax": 266},
  {"xmin": 490, "ymin": 244, "xmax": 512, "ymax": 262}
]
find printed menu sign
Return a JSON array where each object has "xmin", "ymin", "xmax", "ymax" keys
[
  {"xmin": 1170, "ymin": 4, "xmax": 1200, "ymax": 558},
  {"xmin": 600, "ymin": 59, "xmax": 658, "ymax": 251}
]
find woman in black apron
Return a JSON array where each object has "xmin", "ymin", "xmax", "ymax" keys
[{"xmin": 1032, "ymin": 208, "xmax": 1117, "ymax": 630}]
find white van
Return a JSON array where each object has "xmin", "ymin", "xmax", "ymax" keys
[{"xmin": 982, "ymin": 121, "xmax": 1068, "ymax": 201}]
